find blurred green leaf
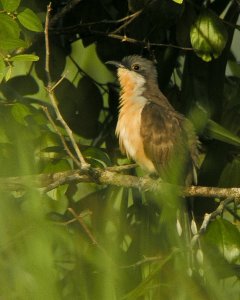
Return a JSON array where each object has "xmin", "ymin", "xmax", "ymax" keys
[
  {"xmin": 42, "ymin": 159, "xmax": 71, "ymax": 173},
  {"xmin": 11, "ymin": 103, "xmax": 31, "ymax": 125},
  {"xmin": 46, "ymin": 184, "xmax": 69, "ymax": 214},
  {"xmin": 17, "ymin": 8, "xmax": 43, "ymax": 32},
  {"xmin": 190, "ymin": 10, "xmax": 228, "ymax": 62},
  {"xmin": 219, "ymin": 158, "xmax": 240, "ymax": 187},
  {"xmin": 0, "ymin": 58, "xmax": 5, "ymax": 83},
  {"xmin": 5, "ymin": 66, "xmax": 12, "ymax": 81},
  {"xmin": 204, "ymin": 219, "xmax": 240, "ymax": 263},
  {"xmin": 0, "ymin": 127, "xmax": 9, "ymax": 143},
  {"xmin": 9, "ymin": 54, "xmax": 39, "ymax": 62},
  {"xmin": 1, "ymin": 0, "xmax": 21, "ymax": 12},
  {"xmin": 205, "ymin": 119, "xmax": 240, "ymax": 147}
]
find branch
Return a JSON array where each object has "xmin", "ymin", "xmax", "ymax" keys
[
  {"xmin": 1, "ymin": 168, "xmax": 240, "ymax": 200},
  {"xmin": 51, "ymin": 25, "xmax": 194, "ymax": 51},
  {"xmin": 44, "ymin": 3, "xmax": 89, "ymax": 170},
  {"xmin": 49, "ymin": 0, "xmax": 83, "ymax": 27}
]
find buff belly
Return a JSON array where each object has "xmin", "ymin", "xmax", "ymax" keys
[{"xmin": 116, "ymin": 103, "xmax": 156, "ymax": 173}]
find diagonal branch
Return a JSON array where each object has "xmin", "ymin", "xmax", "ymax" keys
[{"xmin": 44, "ymin": 3, "xmax": 89, "ymax": 170}]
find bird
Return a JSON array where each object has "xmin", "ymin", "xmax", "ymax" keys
[{"xmin": 107, "ymin": 55, "xmax": 199, "ymax": 185}]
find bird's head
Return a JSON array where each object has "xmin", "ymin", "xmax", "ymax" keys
[{"xmin": 106, "ymin": 55, "xmax": 158, "ymax": 93}]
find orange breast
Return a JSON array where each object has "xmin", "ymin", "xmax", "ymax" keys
[{"xmin": 116, "ymin": 68, "xmax": 156, "ymax": 173}]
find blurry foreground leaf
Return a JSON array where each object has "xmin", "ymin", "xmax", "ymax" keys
[{"xmin": 11, "ymin": 103, "xmax": 31, "ymax": 126}]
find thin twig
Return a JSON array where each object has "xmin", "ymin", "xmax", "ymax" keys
[
  {"xmin": 44, "ymin": 3, "xmax": 89, "ymax": 170},
  {"xmin": 56, "ymin": 210, "xmax": 92, "ymax": 225},
  {"xmin": 68, "ymin": 207, "xmax": 108, "ymax": 256},
  {"xmin": 120, "ymin": 255, "xmax": 162, "ymax": 269},
  {"xmin": 42, "ymin": 105, "xmax": 82, "ymax": 168},
  {"xmin": 112, "ymin": 10, "xmax": 143, "ymax": 34},
  {"xmin": 52, "ymin": 26, "xmax": 194, "ymax": 51},
  {"xmin": 91, "ymin": 30, "xmax": 194, "ymax": 51},
  {"xmin": 191, "ymin": 197, "xmax": 236, "ymax": 246},
  {"xmin": 69, "ymin": 55, "xmax": 109, "ymax": 93}
]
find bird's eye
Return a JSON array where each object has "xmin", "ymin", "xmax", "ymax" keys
[{"xmin": 132, "ymin": 64, "xmax": 140, "ymax": 71}]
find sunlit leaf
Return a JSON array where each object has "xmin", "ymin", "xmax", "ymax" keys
[
  {"xmin": 9, "ymin": 54, "xmax": 39, "ymax": 62},
  {"xmin": 17, "ymin": 8, "xmax": 43, "ymax": 32},
  {"xmin": 1, "ymin": 0, "xmax": 21, "ymax": 12},
  {"xmin": 172, "ymin": 0, "xmax": 183, "ymax": 3},
  {"xmin": 0, "ymin": 13, "xmax": 20, "ymax": 40},
  {"xmin": 190, "ymin": 10, "xmax": 228, "ymax": 62},
  {"xmin": 0, "ymin": 38, "xmax": 27, "ymax": 50}
]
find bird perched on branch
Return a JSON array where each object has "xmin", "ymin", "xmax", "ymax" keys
[{"xmin": 107, "ymin": 55, "xmax": 199, "ymax": 185}]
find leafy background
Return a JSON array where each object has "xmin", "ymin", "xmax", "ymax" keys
[{"xmin": 0, "ymin": 0, "xmax": 239, "ymax": 299}]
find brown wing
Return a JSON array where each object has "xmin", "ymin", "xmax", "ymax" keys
[{"xmin": 140, "ymin": 102, "xmax": 198, "ymax": 184}]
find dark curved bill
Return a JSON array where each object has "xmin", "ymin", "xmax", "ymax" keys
[{"xmin": 105, "ymin": 61, "xmax": 124, "ymax": 68}]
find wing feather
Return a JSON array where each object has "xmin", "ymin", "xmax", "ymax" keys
[{"xmin": 140, "ymin": 102, "xmax": 199, "ymax": 184}]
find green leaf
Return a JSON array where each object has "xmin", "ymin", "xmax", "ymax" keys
[
  {"xmin": 83, "ymin": 147, "xmax": 111, "ymax": 168},
  {"xmin": 0, "ymin": 38, "xmax": 27, "ymax": 50},
  {"xmin": 1, "ymin": 75, "xmax": 39, "ymax": 100},
  {"xmin": 1, "ymin": 0, "xmax": 21, "ymax": 12},
  {"xmin": 5, "ymin": 66, "xmax": 12, "ymax": 81},
  {"xmin": 171, "ymin": 0, "xmax": 183, "ymax": 3},
  {"xmin": 8, "ymin": 54, "xmax": 39, "ymax": 62},
  {"xmin": 46, "ymin": 184, "xmax": 69, "ymax": 214},
  {"xmin": 204, "ymin": 219, "xmax": 240, "ymax": 263},
  {"xmin": 0, "ymin": 58, "xmax": 5, "ymax": 83},
  {"xmin": 0, "ymin": 13, "xmax": 20, "ymax": 40},
  {"xmin": 11, "ymin": 103, "xmax": 31, "ymax": 125},
  {"xmin": 190, "ymin": 10, "xmax": 228, "ymax": 62},
  {"xmin": 17, "ymin": 8, "xmax": 43, "ymax": 32},
  {"xmin": 0, "ymin": 127, "xmax": 9, "ymax": 143},
  {"xmin": 205, "ymin": 119, "xmax": 240, "ymax": 147},
  {"xmin": 219, "ymin": 158, "xmax": 240, "ymax": 187}
]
